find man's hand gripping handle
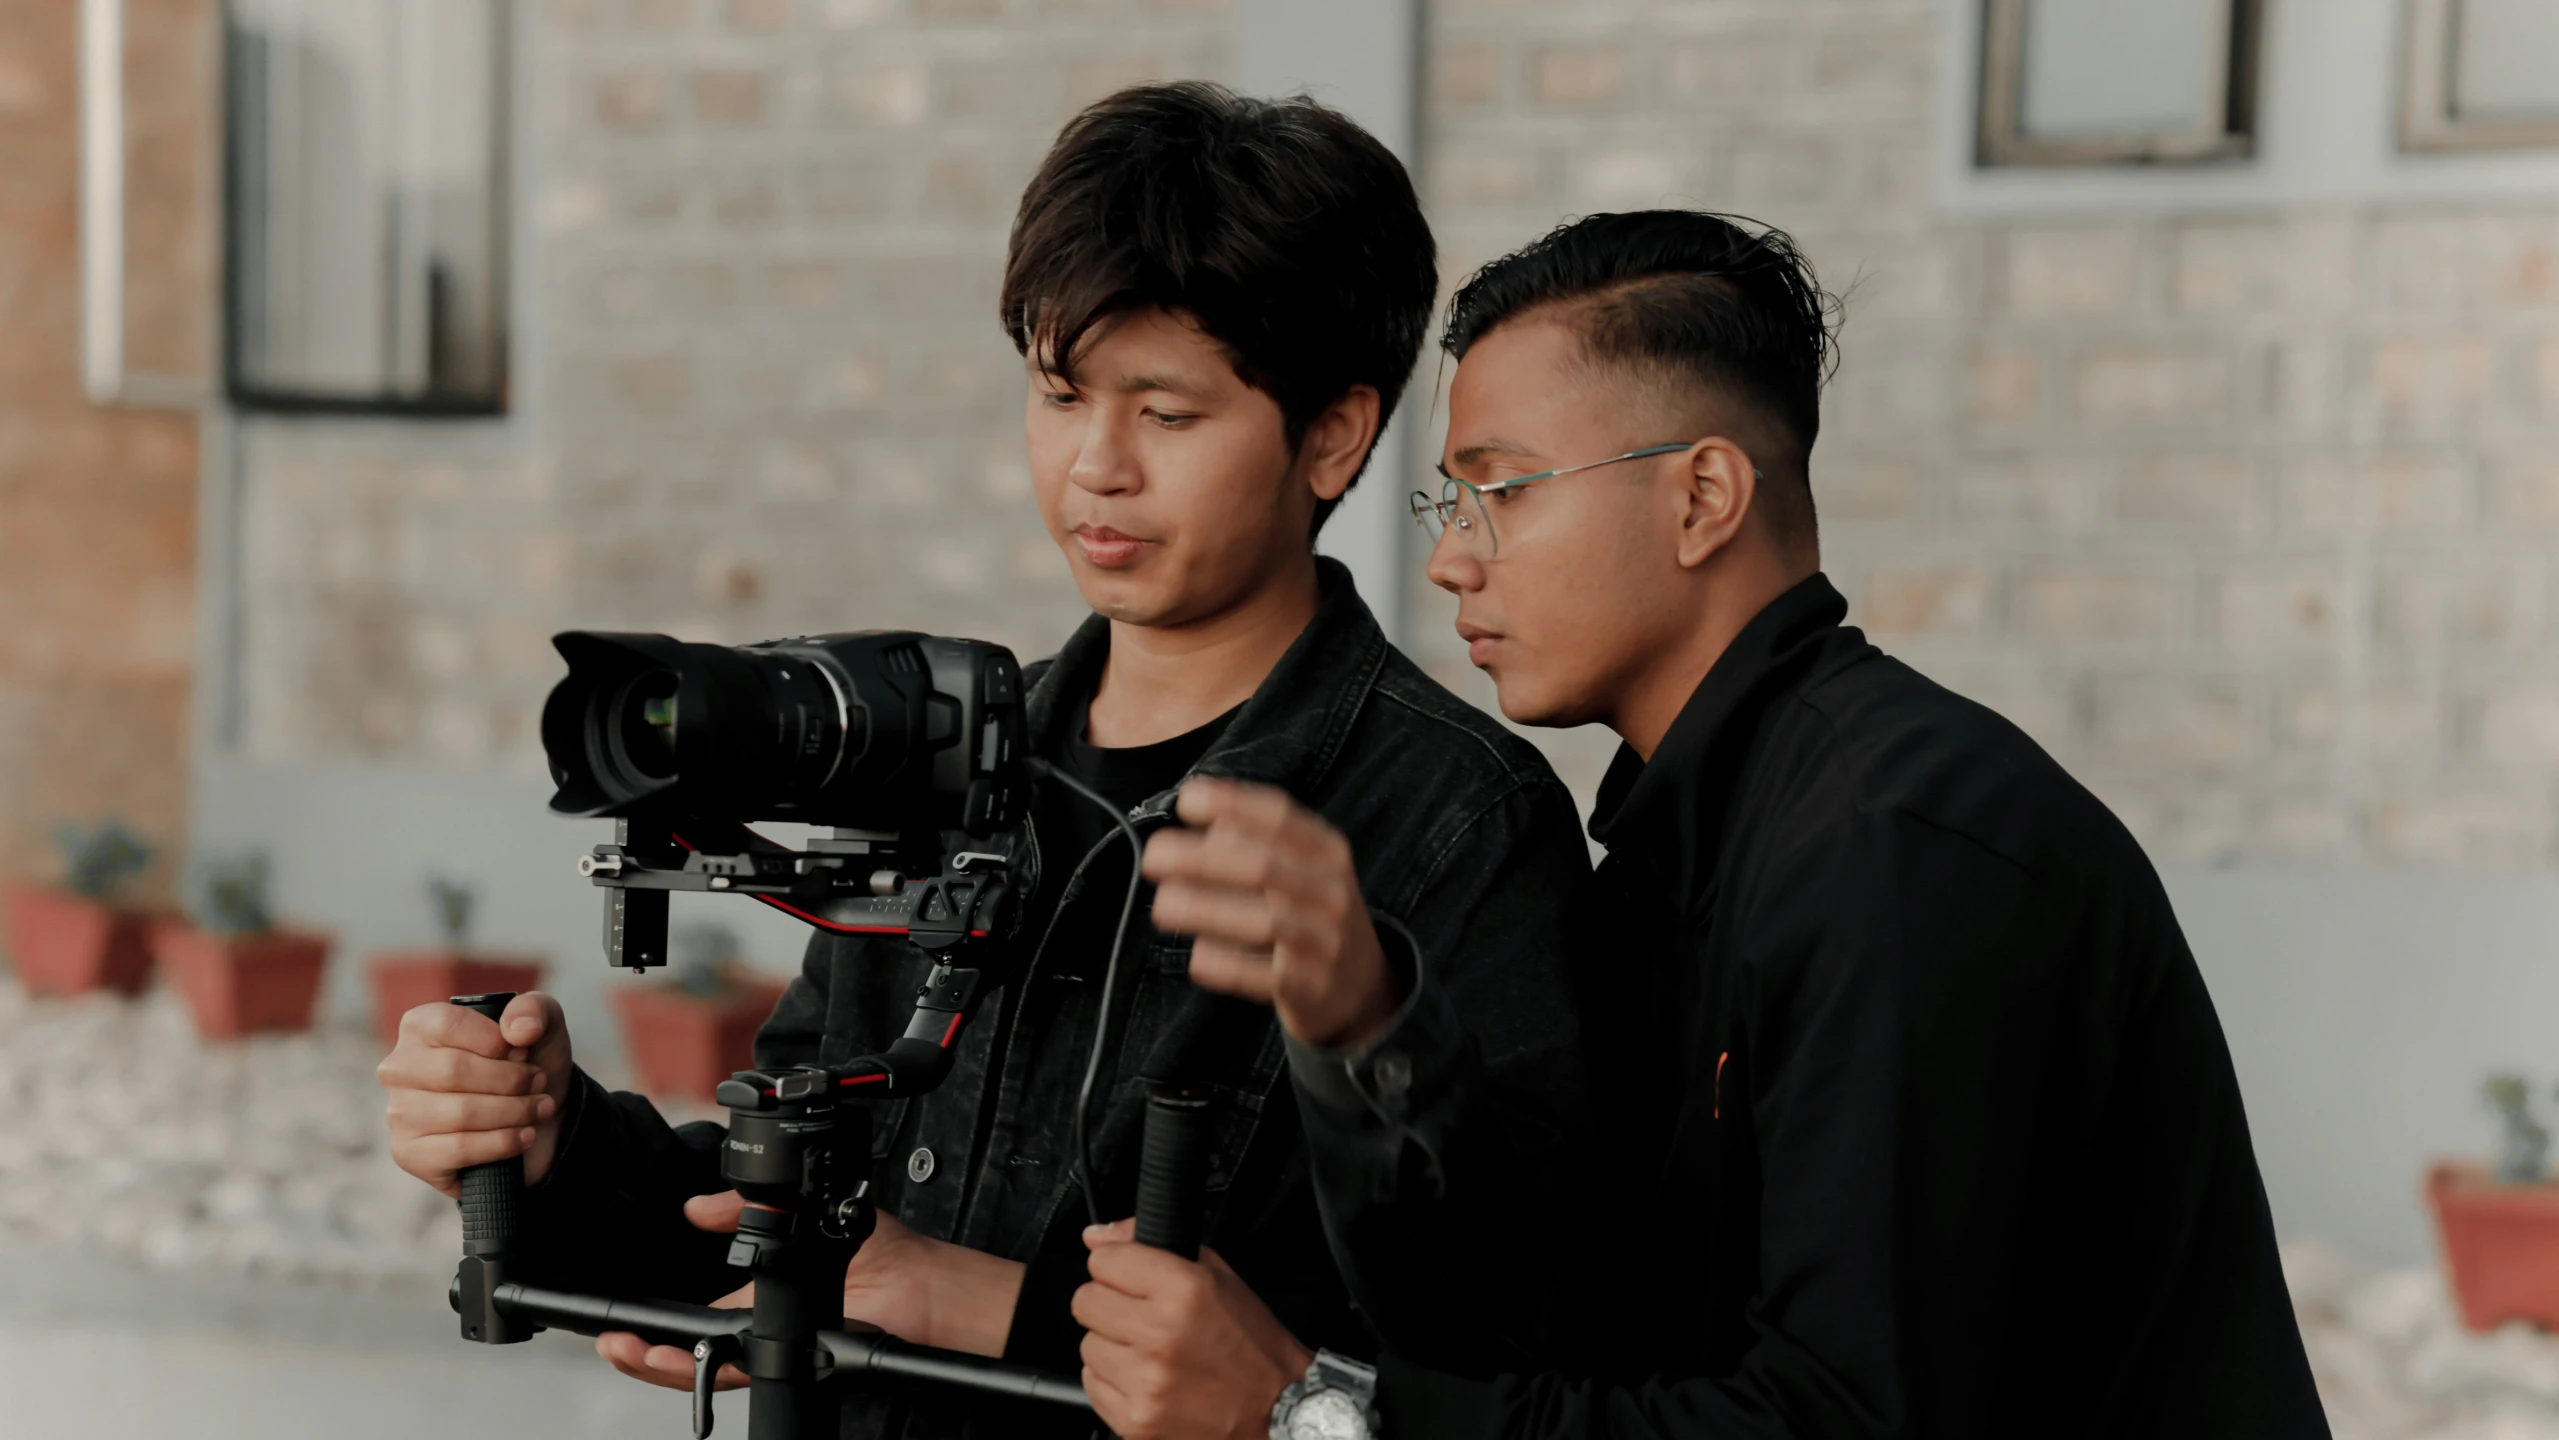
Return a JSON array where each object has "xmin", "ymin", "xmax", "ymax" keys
[{"xmin": 451, "ymin": 991, "xmax": 536, "ymax": 1344}]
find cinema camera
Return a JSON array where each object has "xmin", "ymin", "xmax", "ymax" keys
[{"xmin": 446, "ymin": 630, "xmax": 1209, "ymax": 1440}]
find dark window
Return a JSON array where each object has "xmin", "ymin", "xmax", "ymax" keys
[
  {"xmin": 224, "ymin": 0, "xmax": 510, "ymax": 414},
  {"xmin": 2402, "ymin": 0, "xmax": 2559, "ymax": 152},
  {"xmin": 1977, "ymin": 0, "xmax": 2262, "ymax": 167}
]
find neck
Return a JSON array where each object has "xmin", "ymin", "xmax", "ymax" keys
[
  {"xmin": 1613, "ymin": 550, "xmax": 1815, "ymax": 762},
  {"xmin": 1085, "ymin": 554, "xmax": 1322, "ymax": 747}
]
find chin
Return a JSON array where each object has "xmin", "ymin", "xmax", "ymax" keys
[
  {"xmin": 1488, "ymin": 673, "xmax": 1581, "ymax": 730},
  {"xmin": 1071, "ymin": 568, "xmax": 1175, "ymax": 626}
]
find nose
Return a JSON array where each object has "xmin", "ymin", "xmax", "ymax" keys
[
  {"xmin": 1424, "ymin": 521, "xmax": 1482, "ymax": 596},
  {"xmin": 1067, "ymin": 409, "xmax": 1139, "ymax": 497}
]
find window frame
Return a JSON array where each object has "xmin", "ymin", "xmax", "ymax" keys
[
  {"xmin": 2399, "ymin": 0, "xmax": 2559, "ymax": 154},
  {"xmin": 219, "ymin": 0, "xmax": 515, "ymax": 418},
  {"xmin": 1975, "ymin": 0, "xmax": 2266, "ymax": 168}
]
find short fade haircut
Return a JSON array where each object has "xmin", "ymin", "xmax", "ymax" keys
[
  {"xmin": 1442, "ymin": 210, "xmax": 1836, "ymax": 549},
  {"xmin": 1002, "ymin": 83, "xmax": 1438, "ymax": 538}
]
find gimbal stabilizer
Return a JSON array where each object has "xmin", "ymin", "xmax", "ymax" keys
[{"xmin": 447, "ymin": 817, "xmax": 1210, "ymax": 1440}]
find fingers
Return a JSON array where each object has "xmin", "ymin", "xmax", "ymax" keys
[
  {"xmin": 1143, "ymin": 818, "xmax": 1343, "ymax": 896},
  {"xmin": 1083, "ymin": 1232, "xmax": 1203, "ymax": 1303},
  {"xmin": 1083, "ymin": 1217, "xmax": 1137, "ymax": 1249},
  {"xmin": 1181, "ymin": 939, "xmax": 1278, "ymax": 1004},
  {"xmin": 377, "ymin": 1033, "xmax": 547, "ymax": 1098},
  {"xmin": 1149, "ymin": 880, "xmax": 1280, "ymax": 950},
  {"xmin": 685, "ymin": 1191, "xmax": 745, "ymax": 1234},
  {"xmin": 1079, "ymin": 1351, "xmax": 1137, "ymax": 1434},
  {"xmin": 596, "ymin": 1332, "xmax": 745, "ymax": 1391},
  {"xmin": 1168, "ymin": 776, "xmax": 1304, "ymax": 834},
  {"xmin": 393, "ymin": 1000, "xmax": 517, "ymax": 1061},
  {"xmin": 394, "ymin": 1124, "xmax": 538, "ymax": 1178},
  {"xmin": 384, "ymin": 1088, "xmax": 555, "ymax": 1138}
]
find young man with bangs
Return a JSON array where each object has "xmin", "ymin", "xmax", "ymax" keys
[
  {"xmin": 1082, "ymin": 211, "xmax": 2330, "ymax": 1438},
  {"xmin": 375, "ymin": 83, "xmax": 1598, "ymax": 1438}
]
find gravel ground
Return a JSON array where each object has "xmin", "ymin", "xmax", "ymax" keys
[
  {"xmin": 2291, "ymin": 1240, "xmax": 2559, "ymax": 1439},
  {"xmin": 0, "ymin": 984, "xmax": 458, "ymax": 1285},
  {"xmin": 8, "ymin": 980, "xmax": 2559, "ymax": 1435}
]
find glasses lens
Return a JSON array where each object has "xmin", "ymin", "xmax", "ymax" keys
[
  {"xmin": 1448, "ymin": 480, "xmax": 1496, "ymax": 557},
  {"xmin": 1408, "ymin": 491, "xmax": 1444, "ymax": 537}
]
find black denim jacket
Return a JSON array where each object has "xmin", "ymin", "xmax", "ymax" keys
[{"xmin": 519, "ymin": 560, "xmax": 1596, "ymax": 1436}]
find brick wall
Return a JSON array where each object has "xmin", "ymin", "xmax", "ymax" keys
[
  {"xmin": 0, "ymin": 0, "xmax": 206, "ymax": 899},
  {"xmin": 234, "ymin": 0, "xmax": 1232, "ymax": 775},
  {"xmin": 1413, "ymin": 0, "xmax": 2559, "ymax": 872},
  {"xmin": 230, "ymin": 0, "xmax": 2559, "ymax": 875}
]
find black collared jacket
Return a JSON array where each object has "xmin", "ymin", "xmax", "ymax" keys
[
  {"xmin": 1373, "ymin": 575, "xmax": 2329, "ymax": 1439},
  {"xmin": 517, "ymin": 559, "xmax": 1597, "ymax": 1435}
]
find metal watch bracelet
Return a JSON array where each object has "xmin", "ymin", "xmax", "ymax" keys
[{"xmin": 1269, "ymin": 1350, "xmax": 1381, "ymax": 1440}]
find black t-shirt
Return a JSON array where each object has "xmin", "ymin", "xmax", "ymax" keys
[{"xmin": 1025, "ymin": 697, "xmax": 1236, "ymax": 974}]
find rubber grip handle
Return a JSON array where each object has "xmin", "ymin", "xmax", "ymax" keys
[
  {"xmin": 450, "ymin": 992, "xmax": 525, "ymax": 1260},
  {"xmin": 1133, "ymin": 1087, "xmax": 1211, "ymax": 1260}
]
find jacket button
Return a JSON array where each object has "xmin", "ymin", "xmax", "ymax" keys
[
  {"xmin": 1371, "ymin": 1051, "xmax": 1413, "ymax": 1098},
  {"xmin": 907, "ymin": 1147, "xmax": 936, "ymax": 1183}
]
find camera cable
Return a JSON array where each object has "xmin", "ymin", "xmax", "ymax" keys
[{"xmin": 1024, "ymin": 757, "xmax": 1148, "ymax": 1230}]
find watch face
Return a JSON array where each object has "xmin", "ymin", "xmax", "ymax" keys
[{"xmin": 1288, "ymin": 1389, "xmax": 1368, "ymax": 1440}]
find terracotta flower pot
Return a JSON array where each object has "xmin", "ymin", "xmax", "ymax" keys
[
  {"xmin": 611, "ymin": 978, "xmax": 790, "ymax": 1103},
  {"xmin": 152, "ymin": 920, "xmax": 333, "ymax": 1039},
  {"xmin": 366, "ymin": 950, "xmax": 548, "ymax": 1048},
  {"xmin": 2428, "ymin": 1161, "xmax": 2559, "ymax": 1332},
  {"xmin": 4, "ymin": 881, "xmax": 154, "ymax": 996}
]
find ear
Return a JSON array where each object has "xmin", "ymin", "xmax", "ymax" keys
[
  {"xmin": 1300, "ymin": 385, "xmax": 1384, "ymax": 503},
  {"xmin": 1671, "ymin": 438, "xmax": 1758, "ymax": 571}
]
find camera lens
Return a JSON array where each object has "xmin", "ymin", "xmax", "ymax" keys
[
  {"xmin": 611, "ymin": 672, "xmax": 681, "ymax": 781},
  {"xmin": 542, "ymin": 629, "xmax": 1021, "ymax": 832}
]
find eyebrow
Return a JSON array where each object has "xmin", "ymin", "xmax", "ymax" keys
[
  {"xmin": 1450, "ymin": 437, "xmax": 1542, "ymax": 469},
  {"xmin": 1113, "ymin": 372, "xmax": 1207, "ymax": 398}
]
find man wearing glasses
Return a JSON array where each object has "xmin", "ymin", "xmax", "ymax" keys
[{"xmin": 1076, "ymin": 210, "xmax": 2330, "ymax": 1438}]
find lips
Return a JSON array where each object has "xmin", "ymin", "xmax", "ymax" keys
[
  {"xmin": 1455, "ymin": 619, "xmax": 1501, "ymax": 668},
  {"xmin": 1071, "ymin": 524, "xmax": 1148, "ymax": 569}
]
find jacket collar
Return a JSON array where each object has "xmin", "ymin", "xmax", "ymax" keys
[
  {"xmin": 1588, "ymin": 572, "xmax": 1855, "ymax": 881},
  {"xmin": 1023, "ymin": 556, "xmax": 1389, "ymax": 815}
]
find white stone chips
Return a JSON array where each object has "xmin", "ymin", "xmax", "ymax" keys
[{"xmin": 0, "ymin": 984, "xmax": 457, "ymax": 1285}]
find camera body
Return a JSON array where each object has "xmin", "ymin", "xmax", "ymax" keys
[{"xmin": 540, "ymin": 629, "xmax": 1029, "ymax": 836}]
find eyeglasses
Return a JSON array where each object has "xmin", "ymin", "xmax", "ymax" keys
[{"xmin": 1410, "ymin": 442, "xmax": 1759, "ymax": 558}]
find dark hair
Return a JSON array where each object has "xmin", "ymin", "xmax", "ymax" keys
[
  {"xmin": 1442, "ymin": 211, "xmax": 1837, "ymax": 547},
  {"xmin": 1002, "ymin": 82, "xmax": 1437, "ymax": 537}
]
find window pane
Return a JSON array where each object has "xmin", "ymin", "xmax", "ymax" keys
[
  {"xmin": 228, "ymin": 0, "xmax": 507, "ymax": 408},
  {"xmin": 2018, "ymin": 0, "xmax": 2225, "ymax": 141},
  {"xmin": 2455, "ymin": 0, "xmax": 2559, "ymax": 120}
]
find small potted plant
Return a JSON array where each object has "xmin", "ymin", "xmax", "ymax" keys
[
  {"xmin": 4, "ymin": 820, "xmax": 157, "ymax": 996},
  {"xmin": 364, "ymin": 877, "xmax": 546, "ymax": 1047},
  {"xmin": 610, "ymin": 923, "xmax": 790, "ymax": 1103},
  {"xmin": 2428, "ymin": 1073, "xmax": 2559, "ymax": 1331},
  {"xmin": 152, "ymin": 852, "xmax": 334, "ymax": 1039}
]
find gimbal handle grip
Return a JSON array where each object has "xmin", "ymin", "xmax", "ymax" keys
[
  {"xmin": 450, "ymin": 992, "xmax": 527, "ymax": 1263},
  {"xmin": 1133, "ymin": 1086, "xmax": 1211, "ymax": 1260}
]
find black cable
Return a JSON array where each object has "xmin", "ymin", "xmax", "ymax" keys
[{"xmin": 1025, "ymin": 757, "xmax": 1148, "ymax": 1229}]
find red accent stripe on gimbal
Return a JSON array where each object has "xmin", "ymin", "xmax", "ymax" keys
[
  {"xmin": 939, "ymin": 1013, "xmax": 963, "ymax": 1048},
  {"xmin": 753, "ymin": 893, "xmax": 910, "ymax": 935},
  {"xmin": 661, "ymin": 832, "xmax": 983, "ymax": 938},
  {"xmin": 839, "ymin": 1072, "xmax": 888, "ymax": 1087}
]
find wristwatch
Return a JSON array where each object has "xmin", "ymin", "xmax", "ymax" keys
[{"xmin": 1270, "ymin": 1351, "xmax": 1381, "ymax": 1440}]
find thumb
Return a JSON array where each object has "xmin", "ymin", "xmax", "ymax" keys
[
  {"xmin": 685, "ymin": 1190, "xmax": 745, "ymax": 1233},
  {"xmin": 502, "ymin": 991, "xmax": 569, "ymax": 1061},
  {"xmin": 1081, "ymin": 1217, "xmax": 1137, "ymax": 1250}
]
